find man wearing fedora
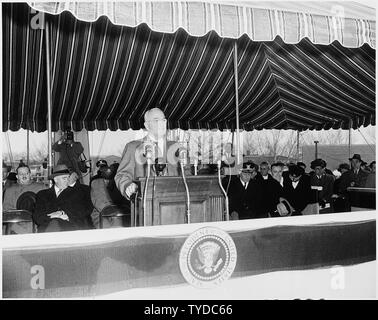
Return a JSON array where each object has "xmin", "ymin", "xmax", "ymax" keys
[
  {"xmin": 349, "ymin": 154, "xmax": 370, "ymax": 187},
  {"xmin": 33, "ymin": 164, "xmax": 93, "ymax": 233},
  {"xmin": 223, "ymin": 161, "xmax": 264, "ymax": 220},
  {"xmin": 338, "ymin": 154, "xmax": 369, "ymax": 194},
  {"xmin": 309, "ymin": 159, "xmax": 335, "ymax": 213}
]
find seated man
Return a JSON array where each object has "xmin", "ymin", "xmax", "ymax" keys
[
  {"xmin": 3, "ymin": 165, "xmax": 47, "ymax": 211},
  {"xmin": 3, "ymin": 165, "xmax": 47, "ymax": 235},
  {"xmin": 337, "ymin": 154, "xmax": 370, "ymax": 196},
  {"xmin": 261, "ymin": 162, "xmax": 288, "ymax": 217},
  {"xmin": 68, "ymin": 171, "xmax": 94, "ymax": 229},
  {"xmin": 365, "ymin": 161, "xmax": 376, "ymax": 188},
  {"xmin": 33, "ymin": 164, "xmax": 93, "ymax": 233},
  {"xmin": 283, "ymin": 164, "xmax": 312, "ymax": 215},
  {"xmin": 223, "ymin": 161, "xmax": 263, "ymax": 220},
  {"xmin": 91, "ymin": 163, "xmax": 130, "ymax": 228},
  {"xmin": 257, "ymin": 161, "xmax": 273, "ymax": 181}
]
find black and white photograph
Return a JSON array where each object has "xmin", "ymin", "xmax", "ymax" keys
[{"xmin": 1, "ymin": 0, "xmax": 376, "ymax": 301}]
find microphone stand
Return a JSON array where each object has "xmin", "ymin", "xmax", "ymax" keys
[
  {"xmin": 143, "ymin": 144, "xmax": 153, "ymax": 227},
  {"xmin": 217, "ymin": 160, "xmax": 229, "ymax": 221},
  {"xmin": 180, "ymin": 155, "xmax": 191, "ymax": 224}
]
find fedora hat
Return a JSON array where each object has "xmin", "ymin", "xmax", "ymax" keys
[
  {"xmin": 49, "ymin": 164, "xmax": 70, "ymax": 179},
  {"xmin": 276, "ymin": 198, "xmax": 293, "ymax": 217},
  {"xmin": 288, "ymin": 164, "xmax": 304, "ymax": 178},
  {"xmin": 349, "ymin": 154, "xmax": 363, "ymax": 162}
]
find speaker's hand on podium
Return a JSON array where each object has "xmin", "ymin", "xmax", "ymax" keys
[{"xmin": 125, "ymin": 182, "xmax": 138, "ymax": 199}]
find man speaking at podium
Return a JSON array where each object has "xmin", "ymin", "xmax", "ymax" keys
[{"xmin": 115, "ymin": 108, "xmax": 179, "ymax": 199}]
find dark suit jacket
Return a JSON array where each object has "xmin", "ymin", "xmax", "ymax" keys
[
  {"xmin": 283, "ymin": 174, "xmax": 312, "ymax": 213},
  {"xmin": 310, "ymin": 173, "xmax": 335, "ymax": 203},
  {"xmin": 223, "ymin": 175, "xmax": 263, "ymax": 219},
  {"xmin": 337, "ymin": 169, "xmax": 370, "ymax": 194},
  {"xmin": 260, "ymin": 178, "xmax": 284, "ymax": 216},
  {"xmin": 33, "ymin": 185, "xmax": 93, "ymax": 232},
  {"xmin": 365, "ymin": 172, "xmax": 376, "ymax": 188}
]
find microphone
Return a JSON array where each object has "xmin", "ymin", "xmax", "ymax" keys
[
  {"xmin": 193, "ymin": 158, "xmax": 198, "ymax": 176},
  {"xmin": 221, "ymin": 153, "xmax": 235, "ymax": 167},
  {"xmin": 179, "ymin": 149, "xmax": 187, "ymax": 166},
  {"xmin": 144, "ymin": 142, "xmax": 155, "ymax": 162},
  {"xmin": 143, "ymin": 140, "xmax": 154, "ymax": 226},
  {"xmin": 217, "ymin": 160, "xmax": 230, "ymax": 221}
]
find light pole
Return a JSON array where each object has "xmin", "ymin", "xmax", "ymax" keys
[{"xmin": 314, "ymin": 141, "xmax": 319, "ymax": 159}]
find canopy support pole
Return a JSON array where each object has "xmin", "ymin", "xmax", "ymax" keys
[
  {"xmin": 296, "ymin": 131, "xmax": 300, "ymax": 162},
  {"xmin": 348, "ymin": 119, "xmax": 352, "ymax": 158},
  {"xmin": 26, "ymin": 128, "xmax": 30, "ymax": 165},
  {"xmin": 314, "ymin": 141, "xmax": 319, "ymax": 159},
  {"xmin": 233, "ymin": 42, "xmax": 241, "ymax": 165},
  {"xmin": 5, "ymin": 132, "xmax": 14, "ymax": 169},
  {"xmin": 45, "ymin": 20, "xmax": 53, "ymax": 178}
]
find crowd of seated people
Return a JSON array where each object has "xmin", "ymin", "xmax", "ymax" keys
[
  {"xmin": 2, "ymin": 152, "xmax": 375, "ymax": 233},
  {"xmin": 222, "ymin": 153, "xmax": 375, "ymax": 220},
  {"xmin": 2, "ymin": 160, "xmax": 130, "ymax": 234}
]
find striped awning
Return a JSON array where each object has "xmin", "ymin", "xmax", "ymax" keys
[
  {"xmin": 2, "ymin": 2, "xmax": 376, "ymax": 132},
  {"xmin": 29, "ymin": 1, "xmax": 376, "ymax": 48}
]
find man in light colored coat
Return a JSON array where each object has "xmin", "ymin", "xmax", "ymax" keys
[{"xmin": 115, "ymin": 108, "xmax": 180, "ymax": 199}]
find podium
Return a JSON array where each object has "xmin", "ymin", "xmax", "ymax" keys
[{"xmin": 131, "ymin": 175, "xmax": 226, "ymax": 226}]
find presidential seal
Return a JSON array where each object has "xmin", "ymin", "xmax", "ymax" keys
[{"xmin": 179, "ymin": 227, "xmax": 237, "ymax": 288}]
